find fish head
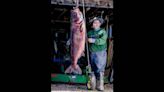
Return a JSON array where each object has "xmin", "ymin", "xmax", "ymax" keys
[{"xmin": 71, "ymin": 8, "xmax": 83, "ymax": 23}]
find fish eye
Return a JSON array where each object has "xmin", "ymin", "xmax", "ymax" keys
[{"xmin": 72, "ymin": 12, "xmax": 76, "ymax": 16}]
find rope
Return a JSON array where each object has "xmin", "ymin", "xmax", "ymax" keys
[{"xmin": 76, "ymin": 0, "xmax": 79, "ymax": 8}]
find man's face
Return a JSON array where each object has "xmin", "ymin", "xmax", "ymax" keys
[{"xmin": 92, "ymin": 20, "xmax": 101, "ymax": 30}]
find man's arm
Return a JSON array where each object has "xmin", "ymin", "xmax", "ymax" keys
[{"xmin": 94, "ymin": 30, "xmax": 107, "ymax": 45}]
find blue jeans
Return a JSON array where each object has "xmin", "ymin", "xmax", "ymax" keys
[{"xmin": 90, "ymin": 50, "xmax": 107, "ymax": 79}]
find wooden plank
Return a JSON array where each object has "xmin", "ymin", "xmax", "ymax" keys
[{"xmin": 51, "ymin": 0, "xmax": 113, "ymax": 8}]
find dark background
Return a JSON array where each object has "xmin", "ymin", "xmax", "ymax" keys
[{"xmin": 1, "ymin": 0, "xmax": 163, "ymax": 92}]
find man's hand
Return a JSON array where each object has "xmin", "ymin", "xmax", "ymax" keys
[{"xmin": 88, "ymin": 38, "xmax": 96, "ymax": 43}]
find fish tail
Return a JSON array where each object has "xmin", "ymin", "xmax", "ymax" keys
[{"xmin": 65, "ymin": 65, "xmax": 82, "ymax": 75}]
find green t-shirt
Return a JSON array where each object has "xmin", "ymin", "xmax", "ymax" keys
[{"xmin": 87, "ymin": 28, "xmax": 107, "ymax": 52}]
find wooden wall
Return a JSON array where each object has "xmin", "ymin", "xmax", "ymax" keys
[{"xmin": 51, "ymin": 0, "xmax": 113, "ymax": 8}]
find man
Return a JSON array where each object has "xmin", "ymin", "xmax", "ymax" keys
[{"xmin": 87, "ymin": 17, "xmax": 107, "ymax": 91}]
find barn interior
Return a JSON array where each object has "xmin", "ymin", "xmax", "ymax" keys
[{"xmin": 51, "ymin": 0, "xmax": 113, "ymax": 84}]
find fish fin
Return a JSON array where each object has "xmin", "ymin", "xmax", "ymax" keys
[
  {"xmin": 75, "ymin": 65, "xmax": 82, "ymax": 74},
  {"xmin": 81, "ymin": 51, "xmax": 85, "ymax": 57},
  {"xmin": 66, "ymin": 39, "xmax": 71, "ymax": 46},
  {"xmin": 65, "ymin": 65, "xmax": 82, "ymax": 75},
  {"xmin": 65, "ymin": 65, "xmax": 73, "ymax": 74},
  {"xmin": 80, "ymin": 22, "xmax": 85, "ymax": 32},
  {"xmin": 72, "ymin": 65, "xmax": 82, "ymax": 74}
]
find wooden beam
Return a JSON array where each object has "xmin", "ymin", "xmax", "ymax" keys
[{"xmin": 51, "ymin": 0, "xmax": 113, "ymax": 9}]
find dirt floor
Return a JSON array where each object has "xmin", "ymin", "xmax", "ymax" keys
[{"xmin": 51, "ymin": 83, "xmax": 113, "ymax": 92}]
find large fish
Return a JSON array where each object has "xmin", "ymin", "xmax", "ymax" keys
[{"xmin": 65, "ymin": 7, "xmax": 86, "ymax": 74}]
